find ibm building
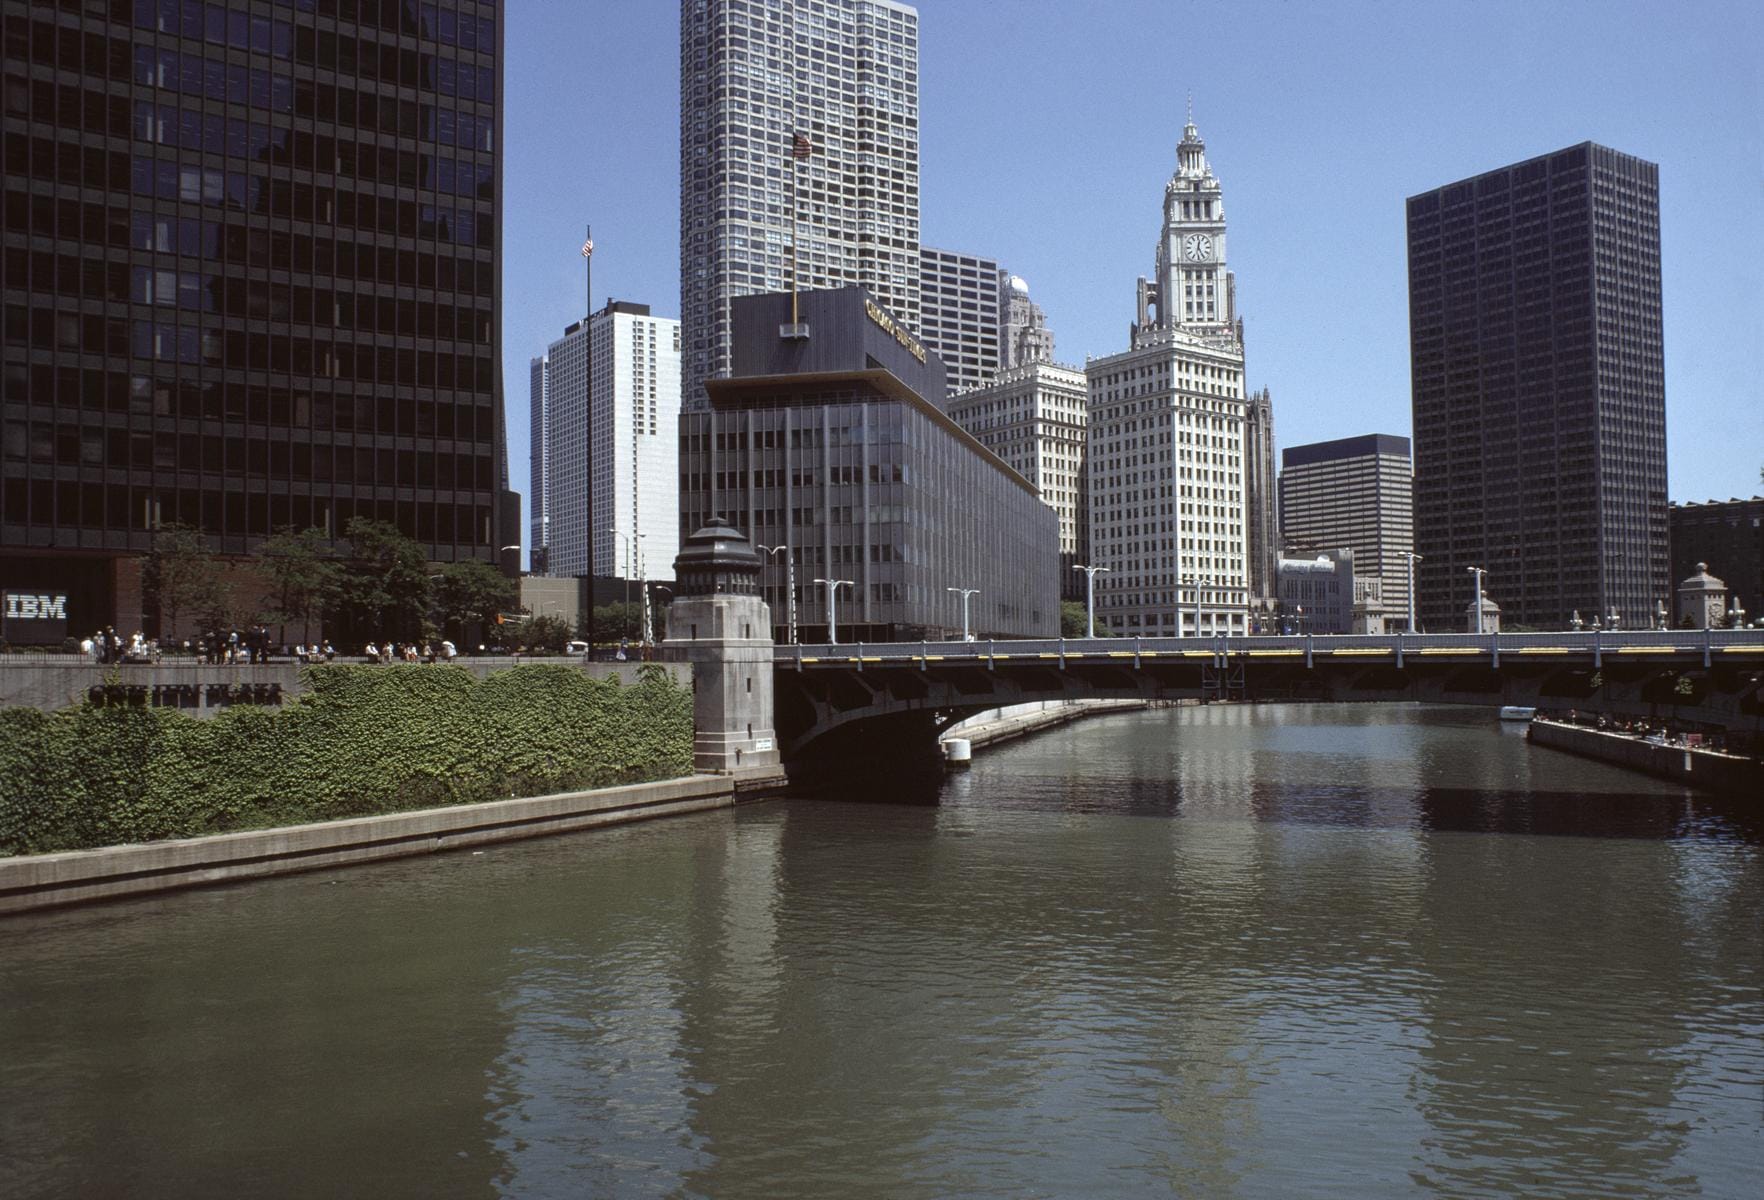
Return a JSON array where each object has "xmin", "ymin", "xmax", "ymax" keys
[{"xmin": 678, "ymin": 288, "xmax": 1058, "ymax": 642}]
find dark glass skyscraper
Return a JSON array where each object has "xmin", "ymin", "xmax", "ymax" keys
[
  {"xmin": 1407, "ymin": 143, "xmax": 1667, "ymax": 631},
  {"xmin": 2, "ymin": 0, "xmax": 508, "ymax": 635}
]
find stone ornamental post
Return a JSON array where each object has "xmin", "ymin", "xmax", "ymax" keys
[{"xmin": 666, "ymin": 518, "xmax": 781, "ymax": 774}]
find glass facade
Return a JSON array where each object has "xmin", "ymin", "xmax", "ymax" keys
[
  {"xmin": 1, "ymin": 0, "xmax": 506, "ymax": 629},
  {"xmin": 679, "ymin": 288, "xmax": 1058, "ymax": 642},
  {"xmin": 680, "ymin": 385, "xmax": 1058, "ymax": 642}
]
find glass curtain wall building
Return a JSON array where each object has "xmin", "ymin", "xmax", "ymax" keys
[
  {"xmin": 678, "ymin": 288, "xmax": 1058, "ymax": 641},
  {"xmin": 1, "ymin": 0, "xmax": 508, "ymax": 633}
]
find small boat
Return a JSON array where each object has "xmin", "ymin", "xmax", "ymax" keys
[{"xmin": 1499, "ymin": 706, "xmax": 1537, "ymax": 722}]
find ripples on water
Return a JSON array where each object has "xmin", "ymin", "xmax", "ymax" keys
[{"xmin": 0, "ymin": 703, "xmax": 1759, "ymax": 1199}]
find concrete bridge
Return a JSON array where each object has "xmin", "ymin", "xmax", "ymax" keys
[{"xmin": 771, "ymin": 629, "xmax": 1764, "ymax": 771}]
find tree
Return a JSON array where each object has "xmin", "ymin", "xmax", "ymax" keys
[
  {"xmin": 433, "ymin": 558, "xmax": 517, "ymax": 641},
  {"xmin": 516, "ymin": 614, "xmax": 572, "ymax": 654},
  {"xmin": 583, "ymin": 602, "xmax": 642, "ymax": 643},
  {"xmin": 1060, "ymin": 601, "xmax": 1090, "ymax": 638},
  {"xmin": 141, "ymin": 523, "xmax": 223, "ymax": 640},
  {"xmin": 334, "ymin": 518, "xmax": 432, "ymax": 644},
  {"xmin": 258, "ymin": 526, "xmax": 339, "ymax": 644}
]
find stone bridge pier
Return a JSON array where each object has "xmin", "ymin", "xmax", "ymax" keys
[{"xmin": 667, "ymin": 519, "xmax": 781, "ymax": 776}]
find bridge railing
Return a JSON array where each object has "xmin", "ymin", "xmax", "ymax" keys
[{"xmin": 777, "ymin": 628, "xmax": 1764, "ymax": 662}]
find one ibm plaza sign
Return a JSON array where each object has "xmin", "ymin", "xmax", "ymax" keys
[{"xmin": 3, "ymin": 591, "xmax": 69, "ymax": 645}]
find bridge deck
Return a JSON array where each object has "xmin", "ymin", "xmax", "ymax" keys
[{"xmin": 777, "ymin": 629, "xmax": 1764, "ymax": 668}]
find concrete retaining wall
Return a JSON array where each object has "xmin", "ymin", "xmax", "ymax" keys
[
  {"xmin": 944, "ymin": 699, "xmax": 1152, "ymax": 751},
  {"xmin": 0, "ymin": 768, "xmax": 784, "ymax": 915},
  {"xmin": 1528, "ymin": 719, "xmax": 1764, "ymax": 795},
  {"xmin": 0, "ymin": 657, "xmax": 690, "ymax": 718}
]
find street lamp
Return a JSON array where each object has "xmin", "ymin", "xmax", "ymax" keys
[
  {"xmin": 1466, "ymin": 565, "xmax": 1487, "ymax": 634},
  {"xmin": 1295, "ymin": 604, "xmax": 1305, "ymax": 635},
  {"xmin": 1404, "ymin": 551, "xmax": 1423, "ymax": 634},
  {"xmin": 812, "ymin": 578, "xmax": 854, "ymax": 644},
  {"xmin": 603, "ymin": 528, "xmax": 630, "ymax": 585},
  {"xmin": 1072, "ymin": 564, "xmax": 1110, "ymax": 639},
  {"xmin": 946, "ymin": 586, "xmax": 979, "ymax": 642},
  {"xmin": 757, "ymin": 544, "xmax": 798, "ymax": 644},
  {"xmin": 1184, "ymin": 574, "xmax": 1209, "ymax": 639}
]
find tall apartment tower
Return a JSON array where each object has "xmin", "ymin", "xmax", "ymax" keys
[
  {"xmin": 946, "ymin": 361, "xmax": 1088, "ymax": 597},
  {"xmin": 539, "ymin": 302, "xmax": 681, "ymax": 582},
  {"xmin": 918, "ymin": 247, "xmax": 1001, "ymax": 399},
  {"xmin": 1407, "ymin": 143, "xmax": 1668, "ymax": 630},
  {"xmin": 1086, "ymin": 118, "xmax": 1249, "ymax": 636},
  {"xmin": 1278, "ymin": 434, "xmax": 1414, "ymax": 625},
  {"xmin": 680, "ymin": 0, "xmax": 920, "ymax": 411},
  {"xmin": 1, "ymin": 0, "xmax": 510, "ymax": 633}
]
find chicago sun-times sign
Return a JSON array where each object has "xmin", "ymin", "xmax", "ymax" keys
[{"xmin": 3, "ymin": 591, "xmax": 70, "ymax": 645}]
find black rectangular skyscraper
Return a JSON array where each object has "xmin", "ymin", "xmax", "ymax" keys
[
  {"xmin": 1407, "ymin": 143, "xmax": 1667, "ymax": 631},
  {"xmin": 1, "ymin": 0, "xmax": 507, "ymax": 633}
]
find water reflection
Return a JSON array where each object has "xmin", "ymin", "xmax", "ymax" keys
[{"xmin": 0, "ymin": 704, "xmax": 1758, "ymax": 1199}]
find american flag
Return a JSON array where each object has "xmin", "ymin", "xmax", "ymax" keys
[
  {"xmin": 791, "ymin": 132, "xmax": 813, "ymax": 160},
  {"xmin": 581, "ymin": 238, "xmax": 594, "ymax": 258}
]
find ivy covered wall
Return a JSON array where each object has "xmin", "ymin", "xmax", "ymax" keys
[{"xmin": 0, "ymin": 664, "xmax": 693, "ymax": 855}]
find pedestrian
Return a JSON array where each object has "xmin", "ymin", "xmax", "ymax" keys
[
  {"xmin": 364, "ymin": 641, "xmax": 378, "ymax": 662},
  {"xmin": 322, "ymin": 640, "xmax": 335, "ymax": 661}
]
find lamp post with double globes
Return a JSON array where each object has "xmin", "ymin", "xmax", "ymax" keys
[
  {"xmin": 1072, "ymin": 564, "xmax": 1109, "ymax": 639},
  {"xmin": 1404, "ymin": 551, "xmax": 1423, "ymax": 634},
  {"xmin": 812, "ymin": 578, "xmax": 854, "ymax": 644},
  {"xmin": 946, "ymin": 586, "xmax": 979, "ymax": 642},
  {"xmin": 1467, "ymin": 565, "xmax": 1487, "ymax": 634},
  {"xmin": 757, "ymin": 543, "xmax": 797, "ymax": 644}
]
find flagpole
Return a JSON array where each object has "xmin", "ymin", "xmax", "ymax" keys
[
  {"xmin": 789, "ymin": 152, "xmax": 799, "ymax": 326},
  {"xmin": 581, "ymin": 225, "xmax": 595, "ymax": 650}
]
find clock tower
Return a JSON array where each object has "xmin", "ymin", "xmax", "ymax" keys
[{"xmin": 1135, "ymin": 114, "xmax": 1235, "ymax": 343}]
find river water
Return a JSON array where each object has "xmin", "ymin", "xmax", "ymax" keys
[{"xmin": 2, "ymin": 703, "xmax": 1759, "ymax": 1198}]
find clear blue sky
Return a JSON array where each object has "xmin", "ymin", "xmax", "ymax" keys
[{"xmin": 503, "ymin": 0, "xmax": 1763, "ymax": 551}]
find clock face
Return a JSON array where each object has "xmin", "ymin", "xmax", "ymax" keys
[{"xmin": 1182, "ymin": 233, "xmax": 1214, "ymax": 262}]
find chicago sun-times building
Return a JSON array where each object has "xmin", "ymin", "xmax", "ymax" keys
[{"xmin": 678, "ymin": 288, "xmax": 1058, "ymax": 642}]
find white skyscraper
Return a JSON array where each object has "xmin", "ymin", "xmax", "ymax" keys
[
  {"xmin": 946, "ymin": 360, "xmax": 1088, "ymax": 593},
  {"xmin": 537, "ymin": 302, "xmax": 681, "ymax": 582},
  {"xmin": 680, "ymin": 0, "xmax": 921, "ymax": 409},
  {"xmin": 1086, "ymin": 118, "xmax": 1250, "ymax": 636},
  {"xmin": 528, "ymin": 355, "xmax": 550, "ymax": 573}
]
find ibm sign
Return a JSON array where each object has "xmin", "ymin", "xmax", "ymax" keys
[{"xmin": 2, "ymin": 591, "xmax": 70, "ymax": 645}]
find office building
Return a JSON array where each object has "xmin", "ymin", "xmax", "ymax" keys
[
  {"xmin": 680, "ymin": 0, "xmax": 920, "ymax": 411},
  {"xmin": 1407, "ymin": 143, "xmax": 1667, "ymax": 631},
  {"xmin": 1670, "ymin": 497, "xmax": 1761, "ymax": 626},
  {"xmin": 537, "ymin": 302, "xmax": 681, "ymax": 582},
  {"xmin": 1, "ymin": 0, "xmax": 511, "ymax": 636},
  {"xmin": 946, "ymin": 360, "xmax": 1087, "ymax": 596},
  {"xmin": 1001, "ymin": 273, "xmax": 1055, "ymax": 370},
  {"xmin": 1278, "ymin": 434, "xmax": 1413, "ymax": 627},
  {"xmin": 529, "ymin": 354, "xmax": 549, "ymax": 573},
  {"xmin": 918, "ymin": 247, "xmax": 1000, "ymax": 398},
  {"xmin": 678, "ymin": 287, "xmax": 1059, "ymax": 641},
  {"xmin": 1275, "ymin": 549, "xmax": 1354, "ymax": 635},
  {"xmin": 1086, "ymin": 117, "xmax": 1249, "ymax": 636},
  {"xmin": 1243, "ymin": 386, "xmax": 1277, "ymax": 612}
]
